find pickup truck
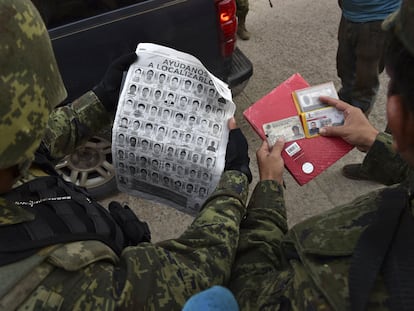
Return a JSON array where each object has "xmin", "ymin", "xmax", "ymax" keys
[{"xmin": 32, "ymin": 0, "xmax": 253, "ymax": 199}]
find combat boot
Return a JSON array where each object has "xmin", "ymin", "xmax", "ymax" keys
[{"xmin": 237, "ymin": 16, "xmax": 250, "ymax": 40}]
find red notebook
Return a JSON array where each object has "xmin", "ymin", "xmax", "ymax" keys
[{"xmin": 243, "ymin": 73, "xmax": 353, "ymax": 185}]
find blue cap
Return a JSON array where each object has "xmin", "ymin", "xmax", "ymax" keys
[{"xmin": 182, "ymin": 286, "xmax": 239, "ymax": 311}]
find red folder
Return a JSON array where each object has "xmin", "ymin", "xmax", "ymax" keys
[{"xmin": 243, "ymin": 73, "xmax": 353, "ymax": 185}]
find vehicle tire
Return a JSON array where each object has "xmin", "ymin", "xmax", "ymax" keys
[{"xmin": 54, "ymin": 135, "xmax": 119, "ymax": 200}]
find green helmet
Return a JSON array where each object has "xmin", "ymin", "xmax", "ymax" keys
[
  {"xmin": 382, "ymin": 0, "xmax": 414, "ymax": 56},
  {"xmin": 0, "ymin": 0, "xmax": 67, "ymax": 169}
]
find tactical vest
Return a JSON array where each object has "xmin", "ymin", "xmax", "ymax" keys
[
  {"xmin": 0, "ymin": 147, "xmax": 151, "ymax": 266},
  {"xmin": 0, "ymin": 146, "xmax": 151, "ymax": 310}
]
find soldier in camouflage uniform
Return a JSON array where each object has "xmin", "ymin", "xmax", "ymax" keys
[
  {"xmin": 0, "ymin": 0, "xmax": 254, "ymax": 309},
  {"xmin": 236, "ymin": 0, "xmax": 250, "ymax": 40},
  {"xmin": 227, "ymin": 1, "xmax": 414, "ymax": 309}
]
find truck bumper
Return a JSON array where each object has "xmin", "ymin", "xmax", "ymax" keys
[{"xmin": 227, "ymin": 47, "xmax": 253, "ymax": 95}]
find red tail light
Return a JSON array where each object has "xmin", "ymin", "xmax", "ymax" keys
[{"xmin": 215, "ymin": 0, "xmax": 237, "ymax": 57}]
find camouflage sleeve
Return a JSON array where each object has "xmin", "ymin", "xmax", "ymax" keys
[
  {"xmin": 360, "ymin": 132, "xmax": 410, "ymax": 185},
  {"xmin": 117, "ymin": 170, "xmax": 250, "ymax": 309},
  {"xmin": 228, "ymin": 180, "xmax": 288, "ymax": 302},
  {"xmin": 42, "ymin": 91, "xmax": 112, "ymax": 159}
]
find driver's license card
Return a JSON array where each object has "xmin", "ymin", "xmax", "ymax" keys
[{"xmin": 263, "ymin": 116, "xmax": 305, "ymax": 146}]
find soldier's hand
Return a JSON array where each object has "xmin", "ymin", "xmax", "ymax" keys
[
  {"xmin": 224, "ymin": 117, "xmax": 253, "ymax": 183},
  {"xmin": 108, "ymin": 201, "xmax": 151, "ymax": 244},
  {"xmin": 93, "ymin": 52, "xmax": 137, "ymax": 112},
  {"xmin": 319, "ymin": 96, "xmax": 379, "ymax": 152},
  {"xmin": 256, "ymin": 138, "xmax": 285, "ymax": 184}
]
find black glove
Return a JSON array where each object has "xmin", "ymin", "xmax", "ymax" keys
[
  {"xmin": 224, "ymin": 128, "xmax": 252, "ymax": 183},
  {"xmin": 108, "ymin": 201, "xmax": 151, "ymax": 245},
  {"xmin": 93, "ymin": 52, "xmax": 137, "ymax": 112}
]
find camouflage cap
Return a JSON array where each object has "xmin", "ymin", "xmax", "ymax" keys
[
  {"xmin": 382, "ymin": 0, "xmax": 414, "ymax": 56},
  {"xmin": 0, "ymin": 0, "xmax": 67, "ymax": 169}
]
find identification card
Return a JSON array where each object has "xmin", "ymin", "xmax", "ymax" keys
[{"xmin": 263, "ymin": 116, "xmax": 305, "ymax": 146}]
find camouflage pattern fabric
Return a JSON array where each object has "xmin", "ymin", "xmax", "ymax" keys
[
  {"xmin": 0, "ymin": 0, "xmax": 67, "ymax": 169},
  {"xmin": 359, "ymin": 132, "xmax": 410, "ymax": 185},
  {"xmin": 13, "ymin": 91, "xmax": 112, "ymax": 188},
  {"xmin": 228, "ymin": 133, "xmax": 413, "ymax": 310},
  {"xmin": 0, "ymin": 48, "xmax": 251, "ymax": 309},
  {"xmin": 42, "ymin": 91, "xmax": 112, "ymax": 159},
  {"xmin": 382, "ymin": 0, "xmax": 414, "ymax": 56},
  {"xmin": 236, "ymin": 0, "xmax": 249, "ymax": 18},
  {"xmin": 0, "ymin": 170, "xmax": 250, "ymax": 310}
]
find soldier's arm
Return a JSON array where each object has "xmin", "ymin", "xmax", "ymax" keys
[
  {"xmin": 317, "ymin": 97, "xmax": 410, "ymax": 184},
  {"xmin": 115, "ymin": 170, "xmax": 249, "ymax": 309},
  {"xmin": 41, "ymin": 91, "xmax": 112, "ymax": 159},
  {"xmin": 228, "ymin": 179, "xmax": 288, "ymax": 304},
  {"xmin": 41, "ymin": 53, "xmax": 135, "ymax": 160},
  {"xmin": 227, "ymin": 138, "xmax": 288, "ymax": 294},
  {"xmin": 360, "ymin": 132, "xmax": 410, "ymax": 185}
]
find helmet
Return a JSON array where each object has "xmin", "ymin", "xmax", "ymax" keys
[
  {"xmin": 0, "ymin": 0, "xmax": 67, "ymax": 169},
  {"xmin": 382, "ymin": 0, "xmax": 414, "ymax": 56}
]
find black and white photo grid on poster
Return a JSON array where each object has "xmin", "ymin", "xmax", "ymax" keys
[{"xmin": 112, "ymin": 43, "xmax": 235, "ymax": 215}]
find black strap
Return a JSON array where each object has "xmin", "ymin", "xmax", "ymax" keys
[
  {"xmin": 382, "ymin": 205, "xmax": 414, "ymax": 310},
  {"xmin": 348, "ymin": 187, "xmax": 409, "ymax": 311}
]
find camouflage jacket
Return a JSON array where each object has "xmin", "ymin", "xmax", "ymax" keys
[
  {"xmin": 0, "ymin": 91, "xmax": 251, "ymax": 310},
  {"xmin": 359, "ymin": 132, "xmax": 410, "ymax": 185},
  {"xmin": 228, "ymin": 132, "xmax": 413, "ymax": 310},
  {"xmin": 43, "ymin": 91, "xmax": 113, "ymax": 160},
  {"xmin": 0, "ymin": 169, "xmax": 249, "ymax": 311}
]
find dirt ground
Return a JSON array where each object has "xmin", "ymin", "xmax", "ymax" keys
[{"xmin": 100, "ymin": 0, "xmax": 389, "ymax": 242}]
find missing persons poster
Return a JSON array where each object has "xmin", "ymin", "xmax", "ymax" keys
[{"xmin": 112, "ymin": 43, "xmax": 235, "ymax": 215}]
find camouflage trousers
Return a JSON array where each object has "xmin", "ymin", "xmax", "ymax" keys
[
  {"xmin": 336, "ymin": 16, "xmax": 387, "ymax": 113},
  {"xmin": 236, "ymin": 0, "xmax": 249, "ymax": 18}
]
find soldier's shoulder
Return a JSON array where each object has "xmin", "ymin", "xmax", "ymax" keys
[{"xmin": 288, "ymin": 190, "xmax": 382, "ymax": 255}]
